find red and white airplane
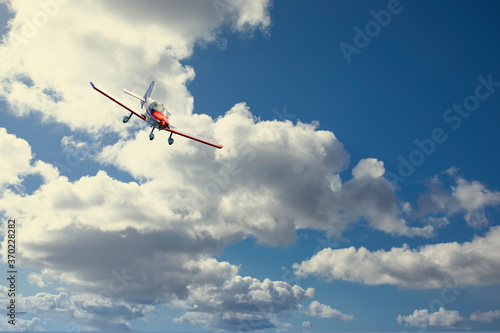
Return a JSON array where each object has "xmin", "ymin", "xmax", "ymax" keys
[{"xmin": 90, "ymin": 81, "xmax": 223, "ymax": 149}]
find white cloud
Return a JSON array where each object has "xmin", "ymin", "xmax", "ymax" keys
[
  {"xmin": 302, "ymin": 320, "xmax": 311, "ymax": 327},
  {"xmin": 96, "ymin": 103, "xmax": 352, "ymax": 245},
  {"xmin": 351, "ymin": 158, "xmax": 385, "ymax": 179},
  {"xmin": 417, "ymin": 172, "xmax": 500, "ymax": 228},
  {"xmin": 173, "ymin": 273, "xmax": 313, "ymax": 331},
  {"xmin": 307, "ymin": 301, "xmax": 354, "ymax": 321},
  {"xmin": 28, "ymin": 272, "xmax": 46, "ymax": 288},
  {"xmin": 0, "ymin": 315, "xmax": 41, "ymax": 333},
  {"xmin": 294, "ymin": 226, "xmax": 500, "ymax": 288},
  {"xmin": 338, "ymin": 158, "xmax": 434, "ymax": 237},
  {"xmin": 0, "ymin": 125, "xmax": 318, "ymax": 332},
  {"xmin": 470, "ymin": 310, "xmax": 500, "ymax": 323},
  {"xmin": 173, "ymin": 311, "xmax": 292, "ymax": 332},
  {"xmin": 5, "ymin": 261, "xmax": 315, "ymax": 332},
  {"xmin": 95, "ymin": 110, "xmax": 435, "ymax": 242},
  {"xmin": 0, "ymin": 128, "xmax": 33, "ymax": 187},
  {"xmin": 212, "ymin": 0, "xmax": 272, "ymax": 34},
  {"xmin": 397, "ymin": 307, "xmax": 465, "ymax": 328},
  {"xmin": 0, "ymin": 285, "xmax": 154, "ymax": 332},
  {"xmin": 184, "ymin": 273, "xmax": 314, "ymax": 313},
  {"xmin": 0, "ymin": 116, "xmax": 343, "ymax": 329}
]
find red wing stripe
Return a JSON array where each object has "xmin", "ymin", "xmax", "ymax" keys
[
  {"xmin": 164, "ymin": 128, "xmax": 223, "ymax": 149},
  {"xmin": 91, "ymin": 82, "xmax": 146, "ymax": 121}
]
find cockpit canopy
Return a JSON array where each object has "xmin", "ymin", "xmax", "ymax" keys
[{"xmin": 150, "ymin": 101, "xmax": 167, "ymax": 114}]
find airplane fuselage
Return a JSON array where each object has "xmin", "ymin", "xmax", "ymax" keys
[{"xmin": 144, "ymin": 98, "xmax": 170, "ymax": 129}]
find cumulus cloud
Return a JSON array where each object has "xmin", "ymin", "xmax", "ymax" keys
[
  {"xmin": 94, "ymin": 103, "xmax": 351, "ymax": 246},
  {"xmin": 97, "ymin": 112, "xmax": 435, "ymax": 242},
  {"xmin": 397, "ymin": 307, "xmax": 465, "ymax": 328},
  {"xmin": 3, "ymin": 244, "xmax": 312, "ymax": 332},
  {"xmin": 0, "ymin": 128, "xmax": 33, "ymax": 187},
  {"xmin": 0, "ymin": 101, "xmax": 352, "ymax": 331},
  {"xmin": 293, "ymin": 226, "xmax": 500, "ymax": 289},
  {"xmin": 0, "ymin": 316, "xmax": 41, "ymax": 333},
  {"xmin": 0, "ymin": 126, "xmax": 322, "ymax": 331},
  {"xmin": 0, "ymin": 104, "xmax": 353, "ymax": 247},
  {"xmin": 417, "ymin": 170, "xmax": 500, "ymax": 228},
  {"xmin": 0, "ymin": 285, "xmax": 153, "ymax": 332},
  {"xmin": 180, "ymin": 274, "xmax": 315, "ymax": 313},
  {"xmin": 173, "ymin": 275, "xmax": 313, "ymax": 331},
  {"xmin": 174, "ymin": 311, "xmax": 293, "ymax": 332},
  {"xmin": 470, "ymin": 310, "xmax": 500, "ymax": 323},
  {"xmin": 0, "ymin": 110, "xmax": 348, "ymax": 330},
  {"xmin": 307, "ymin": 301, "xmax": 354, "ymax": 321},
  {"xmin": 338, "ymin": 158, "xmax": 434, "ymax": 237},
  {"xmin": 28, "ymin": 272, "xmax": 46, "ymax": 288},
  {"xmin": 351, "ymin": 158, "xmax": 385, "ymax": 179}
]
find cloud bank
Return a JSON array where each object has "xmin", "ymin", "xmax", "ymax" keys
[
  {"xmin": 294, "ymin": 226, "xmax": 500, "ymax": 289},
  {"xmin": 470, "ymin": 310, "xmax": 500, "ymax": 323}
]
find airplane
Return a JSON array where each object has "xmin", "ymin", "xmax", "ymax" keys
[{"xmin": 90, "ymin": 81, "xmax": 223, "ymax": 149}]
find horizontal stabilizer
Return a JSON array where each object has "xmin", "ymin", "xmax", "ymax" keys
[{"xmin": 123, "ymin": 89, "xmax": 146, "ymax": 102}]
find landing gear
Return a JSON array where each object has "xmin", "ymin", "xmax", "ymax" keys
[
  {"xmin": 168, "ymin": 132, "xmax": 174, "ymax": 145},
  {"xmin": 123, "ymin": 113, "xmax": 133, "ymax": 123},
  {"xmin": 149, "ymin": 128, "xmax": 155, "ymax": 141}
]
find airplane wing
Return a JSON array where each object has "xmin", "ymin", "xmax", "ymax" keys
[
  {"xmin": 164, "ymin": 127, "xmax": 223, "ymax": 149},
  {"xmin": 90, "ymin": 82, "xmax": 146, "ymax": 121}
]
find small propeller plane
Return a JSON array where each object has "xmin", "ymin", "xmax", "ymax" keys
[{"xmin": 90, "ymin": 81, "xmax": 223, "ymax": 149}]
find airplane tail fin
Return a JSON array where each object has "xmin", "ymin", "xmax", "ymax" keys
[{"xmin": 142, "ymin": 81, "xmax": 155, "ymax": 107}]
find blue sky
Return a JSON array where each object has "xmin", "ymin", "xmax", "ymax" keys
[{"xmin": 1, "ymin": 0, "xmax": 500, "ymax": 332}]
